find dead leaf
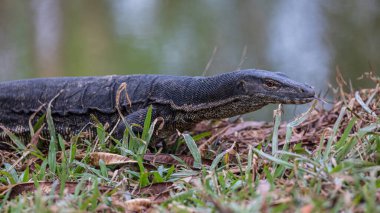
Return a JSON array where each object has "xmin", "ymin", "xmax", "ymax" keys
[
  {"xmin": 76, "ymin": 152, "xmax": 157, "ymax": 170},
  {"xmin": 113, "ymin": 198, "xmax": 153, "ymax": 212},
  {"xmin": 300, "ymin": 204, "xmax": 314, "ymax": 213},
  {"xmin": 222, "ymin": 121, "xmax": 266, "ymax": 136},
  {"xmin": 257, "ymin": 180, "xmax": 271, "ymax": 195},
  {"xmin": 134, "ymin": 182, "xmax": 173, "ymax": 196},
  {"xmin": 0, "ymin": 181, "xmax": 112, "ymax": 199},
  {"xmin": 86, "ymin": 152, "xmax": 135, "ymax": 166},
  {"xmin": 143, "ymin": 153, "xmax": 212, "ymax": 168},
  {"xmin": 30, "ymin": 124, "xmax": 45, "ymax": 148}
]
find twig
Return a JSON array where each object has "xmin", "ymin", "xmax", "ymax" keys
[{"xmin": 203, "ymin": 46, "xmax": 218, "ymax": 76}]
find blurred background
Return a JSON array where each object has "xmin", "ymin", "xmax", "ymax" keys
[{"xmin": 0, "ymin": 0, "xmax": 379, "ymax": 120}]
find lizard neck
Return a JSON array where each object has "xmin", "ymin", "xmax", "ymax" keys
[
  {"xmin": 173, "ymin": 95, "xmax": 267, "ymax": 127},
  {"xmin": 157, "ymin": 72, "xmax": 247, "ymax": 112}
]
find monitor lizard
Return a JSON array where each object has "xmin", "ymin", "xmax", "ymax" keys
[{"xmin": 0, "ymin": 69, "xmax": 315, "ymax": 149}]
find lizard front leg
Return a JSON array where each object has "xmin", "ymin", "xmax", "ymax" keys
[{"xmin": 113, "ymin": 107, "xmax": 157, "ymax": 138}]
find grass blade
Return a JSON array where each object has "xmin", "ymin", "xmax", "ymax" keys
[
  {"xmin": 210, "ymin": 150, "xmax": 227, "ymax": 170},
  {"xmin": 46, "ymin": 94, "xmax": 60, "ymax": 174},
  {"xmin": 284, "ymin": 100, "xmax": 317, "ymax": 151},
  {"xmin": 335, "ymin": 117, "xmax": 357, "ymax": 149},
  {"xmin": 0, "ymin": 125, "xmax": 25, "ymax": 151},
  {"xmin": 245, "ymin": 145, "xmax": 253, "ymax": 184},
  {"xmin": 358, "ymin": 122, "xmax": 380, "ymax": 138},
  {"xmin": 141, "ymin": 105, "xmax": 153, "ymax": 142},
  {"xmin": 272, "ymin": 104, "xmax": 282, "ymax": 156},
  {"xmin": 169, "ymin": 154, "xmax": 190, "ymax": 168},
  {"xmin": 323, "ymin": 106, "xmax": 346, "ymax": 161},
  {"xmin": 355, "ymin": 91, "xmax": 377, "ymax": 117},
  {"xmin": 252, "ymin": 148, "xmax": 318, "ymax": 177},
  {"xmin": 182, "ymin": 134, "xmax": 202, "ymax": 169}
]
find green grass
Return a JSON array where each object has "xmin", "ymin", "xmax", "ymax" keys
[{"xmin": 0, "ymin": 88, "xmax": 379, "ymax": 212}]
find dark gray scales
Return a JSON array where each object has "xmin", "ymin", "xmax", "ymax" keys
[{"xmin": 0, "ymin": 69, "xmax": 316, "ymax": 149}]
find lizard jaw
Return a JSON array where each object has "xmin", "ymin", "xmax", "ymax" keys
[{"xmin": 282, "ymin": 97, "xmax": 315, "ymax": 104}]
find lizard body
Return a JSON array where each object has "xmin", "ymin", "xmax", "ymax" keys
[{"xmin": 0, "ymin": 69, "xmax": 315, "ymax": 149}]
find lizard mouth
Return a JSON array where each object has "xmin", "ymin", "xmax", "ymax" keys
[{"xmin": 283, "ymin": 97, "xmax": 316, "ymax": 104}]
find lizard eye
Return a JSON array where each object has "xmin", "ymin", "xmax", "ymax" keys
[{"xmin": 264, "ymin": 79, "xmax": 280, "ymax": 89}]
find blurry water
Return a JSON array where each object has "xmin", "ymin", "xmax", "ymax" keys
[
  {"xmin": 265, "ymin": 0, "xmax": 331, "ymax": 119},
  {"xmin": 111, "ymin": 0, "xmax": 157, "ymax": 39},
  {"xmin": 268, "ymin": 0, "xmax": 330, "ymax": 89},
  {"xmin": 31, "ymin": 0, "xmax": 62, "ymax": 76}
]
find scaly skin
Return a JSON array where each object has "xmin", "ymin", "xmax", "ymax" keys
[{"xmin": 0, "ymin": 69, "xmax": 315, "ymax": 149}]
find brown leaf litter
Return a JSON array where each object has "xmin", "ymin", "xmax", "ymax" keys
[{"xmin": 195, "ymin": 86, "xmax": 379, "ymax": 157}]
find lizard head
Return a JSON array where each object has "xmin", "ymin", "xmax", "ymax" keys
[{"xmin": 235, "ymin": 69, "xmax": 315, "ymax": 104}]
